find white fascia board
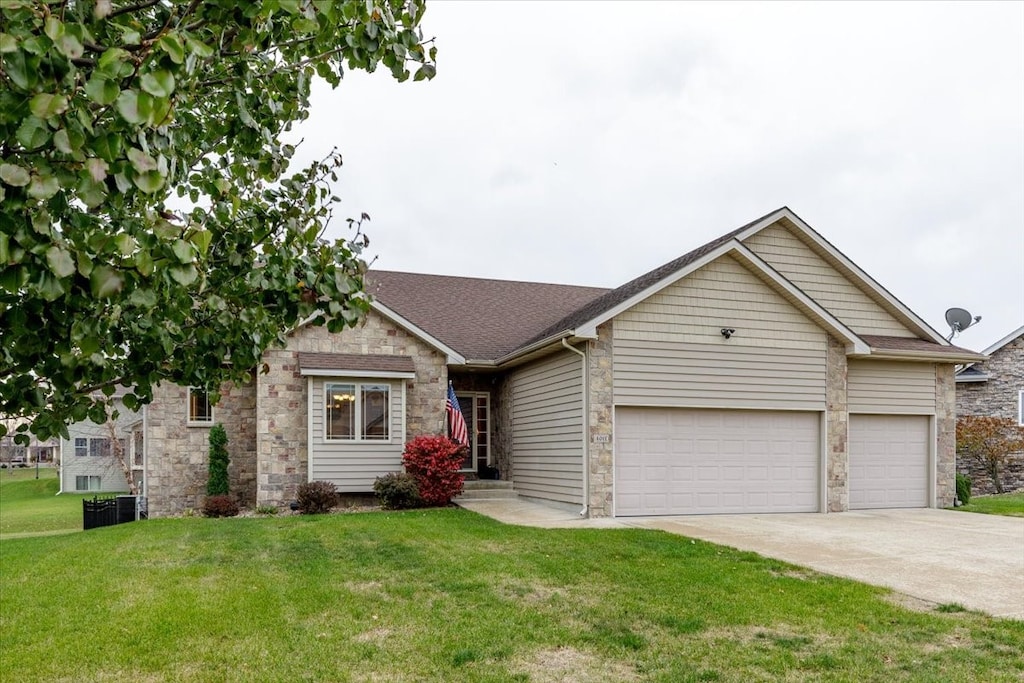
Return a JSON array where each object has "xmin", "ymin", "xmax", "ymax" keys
[
  {"xmin": 494, "ymin": 331, "xmax": 574, "ymax": 367},
  {"xmin": 571, "ymin": 240, "xmax": 738, "ymax": 336},
  {"xmin": 867, "ymin": 349, "xmax": 989, "ymax": 363},
  {"xmin": 982, "ymin": 324, "xmax": 1024, "ymax": 355},
  {"xmin": 299, "ymin": 369, "xmax": 416, "ymax": 379},
  {"xmin": 954, "ymin": 373, "xmax": 990, "ymax": 383},
  {"xmin": 729, "ymin": 243, "xmax": 870, "ymax": 355},
  {"xmin": 773, "ymin": 209, "xmax": 949, "ymax": 345},
  {"xmin": 730, "ymin": 207, "xmax": 794, "ymax": 242},
  {"xmin": 369, "ymin": 301, "xmax": 466, "ymax": 365}
]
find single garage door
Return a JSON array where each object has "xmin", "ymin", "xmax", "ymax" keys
[
  {"xmin": 849, "ymin": 414, "xmax": 929, "ymax": 509},
  {"xmin": 615, "ymin": 407, "xmax": 819, "ymax": 516}
]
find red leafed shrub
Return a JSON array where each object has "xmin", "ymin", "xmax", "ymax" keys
[
  {"xmin": 402, "ymin": 435, "xmax": 466, "ymax": 506},
  {"xmin": 202, "ymin": 494, "xmax": 240, "ymax": 518},
  {"xmin": 297, "ymin": 480, "xmax": 338, "ymax": 514}
]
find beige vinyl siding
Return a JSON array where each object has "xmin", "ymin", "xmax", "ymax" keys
[
  {"xmin": 510, "ymin": 350, "xmax": 584, "ymax": 505},
  {"xmin": 848, "ymin": 360, "xmax": 936, "ymax": 414},
  {"xmin": 308, "ymin": 378, "xmax": 404, "ymax": 491},
  {"xmin": 744, "ymin": 223, "xmax": 915, "ymax": 338},
  {"xmin": 613, "ymin": 256, "xmax": 827, "ymax": 411}
]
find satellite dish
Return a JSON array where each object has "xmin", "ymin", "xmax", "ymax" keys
[{"xmin": 945, "ymin": 307, "xmax": 981, "ymax": 341}]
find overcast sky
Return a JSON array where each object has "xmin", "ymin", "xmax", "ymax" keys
[{"xmin": 292, "ymin": 1, "xmax": 1023, "ymax": 351}]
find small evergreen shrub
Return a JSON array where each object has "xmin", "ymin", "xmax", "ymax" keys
[
  {"xmin": 203, "ymin": 494, "xmax": 240, "ymax": 518},
  {"xmin": 956, "ymin": 473, "xmax": 972, "ymax": 505},
  {"xmin": 256, "ymin": 504, "xmax": 279, "ymax": 515},
  {"xmin": 373, "ymin": 472, "xmax": 422, "ymax": 510},
  {"xmin": 207, "ymin": 424, "xmax": 230, "ymax": 496},
  {"xmin": 402, "ymin": 435, "xmax": 466, "ymax": 507},
  {"xmin": 297, "ymin": 480, "xmax": 338, "ymax": 514}
]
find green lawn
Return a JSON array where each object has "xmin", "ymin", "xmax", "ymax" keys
[
  {"xmin": 2, "ymin": 510, "xmax": 1023, "ymax": 682},
  {"xmin": 0, "ymin": 466, "xmax": 124, "ymax": 537},
  {"xmin": 955, "ymin": 492, "xmax": 1024, "ymax": 517}
]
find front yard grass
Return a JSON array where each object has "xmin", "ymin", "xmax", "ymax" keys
[
  {"xmin": 955, "ymin": 492, "xmax": 1024, "ymax": 517},
  {"xmin": 2, "ymin": 509, "xmax": 1022, "ymax": 682},
  {"xmin": 0, "ymin": 466, "xmax": 116, "ymax": 537}
]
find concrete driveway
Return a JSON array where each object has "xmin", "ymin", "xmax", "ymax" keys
[
  {"xmin": 456, "ymin": 500, "xmax": 1024, "ymax": 619},
  {"xmin": 628, "ymin": 509, "xmax": 1024, "ymax": 620}
]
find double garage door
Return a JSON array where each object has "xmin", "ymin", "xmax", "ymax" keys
[
  {"xmin": 615, "ymin": 408, "xmax": 820, "ymax": 516},
  {"xmin": 615, "ymin": 408, "xmax": 929, "ymax": 516}
]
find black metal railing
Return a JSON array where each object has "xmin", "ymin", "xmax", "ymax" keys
[{"xmin": 83, "ymin": 495, "xmax": 147, "ymax": 530}]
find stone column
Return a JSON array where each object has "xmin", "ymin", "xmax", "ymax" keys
[
  {"xmin": 587, "ymin": 322, "xmax": 614, "ymax": 517},
  {"xmin": 255, "ymin": 349, "xmax": 307, "ymax": 508},
  {"xmin": 935, "ymin": 364, "xmax": 956, "ymax": 507},
  {"xmin": 826, "ymin": 336, "xmax": 849, "ymax": 512}
]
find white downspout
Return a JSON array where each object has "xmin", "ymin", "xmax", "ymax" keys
[
  {"xmin": 561, "ymin": 338, "xmax": 589, "ymax": 517},
  {"xmin": 57, "ymin": 438, "xmax": 64, "ymax": 495}
]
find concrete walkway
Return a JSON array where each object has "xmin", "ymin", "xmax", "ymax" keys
[{"xmin": 456, "ymin": 499, "xmax": 1024, "ymax": 620}]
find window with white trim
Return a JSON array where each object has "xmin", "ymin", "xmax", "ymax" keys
[
  {"xmin": 1019, "ymin": 390, "xmax": 1023, "ymax": 426},
  {"xmin": 74, "ymin": 438, "xmax": 88, "ymax": 457},
  {"xmin": 325, "ymin": 382, "xmax": 390, "ymax": 441},
  {"xmin": 188, "ymin": 388, "xmax": 214, "ymax": 426},
  {"xmin": 75, "ymin": 475, "xmax": 101, "ymax": 491}
]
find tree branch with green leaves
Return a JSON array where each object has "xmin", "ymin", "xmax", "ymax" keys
[{"xmin": 0, "ymin": 0, "xmax": 437, "ymax": 442}]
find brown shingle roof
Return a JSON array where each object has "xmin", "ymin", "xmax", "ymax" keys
[
  {"xmin": 364, "ymin": 208, "xmax": 974, "ymax": 365},
  {"xmin": 297, "ymin": 352, "xmax": 415, "ymax": 373},
  {"xmin": 859, "ymin": 335, "xmax": 980, "ymax": 357},
  {"xmin": 366, "ymin": 271, "xmax": 609, "ymax": 361}
]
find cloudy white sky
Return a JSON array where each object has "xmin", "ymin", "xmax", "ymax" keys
[{"xmin": 294, "ymin": 1, "xmax": 1023, "ymax": 351}]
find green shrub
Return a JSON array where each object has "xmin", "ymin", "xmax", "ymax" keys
[
  {"xmin": 207, "ymin": 424, "xmax": 230, "ymax": 496},
  {"xmin": 297, "ymin": 480, "xmax": 338, "ymax": 514},
  {"xmin": 956, "ymin": 473, "xmax": 972, "ymax": 505},
  {"xmin": 256, "ymin": 504, "xmax": 279, "ymax": 515},
  {"xmin": 373, "ymin": 472, "xmax": 422, "ymax": 510},
  {"xmin": 202, "ymin": 494, "xmax": 240, "ymax": 518}
]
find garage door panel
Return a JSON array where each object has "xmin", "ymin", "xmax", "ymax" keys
[
  {"xmin": 615, "ymin": 407, "xmax": 819, "ymax": 516},
  {"xmin": 849, "ymin": 414, "xmax": 928, "ymax": 510}
]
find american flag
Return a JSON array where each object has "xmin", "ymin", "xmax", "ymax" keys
[{"xmin": 446, "ymin": 383, "xmax": 469, "ymax": 445}]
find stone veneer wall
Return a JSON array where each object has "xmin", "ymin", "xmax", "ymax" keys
[
  {"xmin": 956, "ymin": 335, "xmax": 1023, "ymax": 420},
  {"xmin": 494, "ymin": 372, "xmax": 514, "ymax": 482},
  {"xmin": 145, "ymin": 376, "xmax": 256, "ymax": 517},
  {"xmin": 935, "ymin": 364, "xmax": 957, "ymax": 506},
  {"xmin": 255, "ymin": 312, "xmax": 447, "ymax": 508},
  {"xmin": 825, "ymin": 336, "xmax": 849, "ymax": 512},
  {"xmin": 955, "ymin": 334, "xmax": 1024, "ymax": 495},
  {"xmin": 586, "ymin": 322, "xmax": 614, "ymax": 517}
]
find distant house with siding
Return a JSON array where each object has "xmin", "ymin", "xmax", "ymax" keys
[{"xmin": 59, "ymin": 394, "xmax": 142, "ymax": 494}]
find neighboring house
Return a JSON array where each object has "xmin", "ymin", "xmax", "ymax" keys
[
  {"xmin": 0, "ymin": 418, "xmax": 58, "ymax": 467},
  {"xmin": 59, "ymin": 394, "xmax": 143, "ymax": 494},
  {"xmin": 955, "ymin": 325, "xmax": 1024, "ymax": 494},
  {"xmin": 134, "ymin": 207, "xmax": 984, "ymax": 517}
]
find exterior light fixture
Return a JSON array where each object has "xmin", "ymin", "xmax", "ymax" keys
[{"xmin": 720, "ymin": 328, "xmax": 735, "ymax": 339}]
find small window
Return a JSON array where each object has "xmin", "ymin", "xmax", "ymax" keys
[
  {"xmin": 325, "ymin": 382, "xmax": 390, "ymax": 441},
  {"xmin": 361, "ymin": 384, "xmax": 389, "ymax": 440},
  {"xmin": 326, "ymin": 383, "xmax": 356, "ymax": 439},
  {"xmin": 89, "ymin": 438, "xmax": 111, "ymax": 457},
  {"xmin": 1019, "ymin": 390, "xmax": 1024, "ymax": 426},
  {"xmin": 75, "ymin": 475, "xmax": 101, "ymax": 491},
  {"xmin": 133, "ymin": 431, "xmax": 144, "ymax": 466},
  {"xmin": 188, "ymin": 388, "xmax": 214, "ymax": 426},
  {"xmin": 74, "ymin": 438, "xmax": 88, "ymax": 457}
]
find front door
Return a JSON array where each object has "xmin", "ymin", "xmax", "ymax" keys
[{"xmin": 456, "ymin": 392, "xmax": 490, "ymax": 472}]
